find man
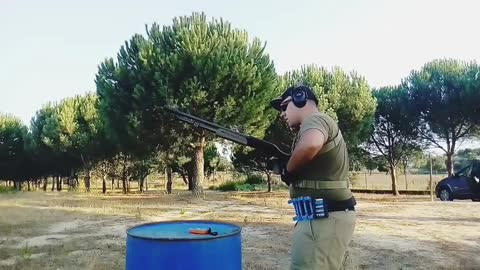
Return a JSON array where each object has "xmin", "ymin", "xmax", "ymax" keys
[{"xmin": 270, "ymin": 85, "xmax": 356, "ymax": 270}]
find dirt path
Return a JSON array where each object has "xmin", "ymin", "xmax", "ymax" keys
[{"xmin": 0, "ymin": 191, "xmax": 479, "ymax": 270}]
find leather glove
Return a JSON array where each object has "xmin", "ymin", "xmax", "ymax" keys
[{"xmin": 280, "ymin": 164, "xmax": 296, "ymax": 186}]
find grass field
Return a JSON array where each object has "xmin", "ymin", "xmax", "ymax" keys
[
  {"xmin": 351, "ymin": 172, "xmax": 448, "ymax": 191},
  {"xmin": 0, "ymin": 188, "xmax": 479, "ymax": 270},
  {"xmin": 0, "ymin": 170, "xmax": 448, "ymax": 194}
]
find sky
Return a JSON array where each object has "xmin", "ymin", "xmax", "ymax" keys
[{"xmin": 1, "ymin": 0, "xmax": 479, "ymax": 127}]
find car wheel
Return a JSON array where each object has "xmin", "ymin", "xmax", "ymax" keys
[{"xmin": 439, "ymin": 189, "xmax": 453, "ymax": 201}]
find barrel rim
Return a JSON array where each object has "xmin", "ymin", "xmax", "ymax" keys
[{"xmin": 126, "ymin": 220, "xmax": 242, "ymax": 241}]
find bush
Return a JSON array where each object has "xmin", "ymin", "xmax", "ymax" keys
[
  {"xmin": 216, "ymin": 180, "xmax": 266, "ymax": 192},
  {"xmin": 216, "ymin": 181, "xmax": 240, "ymax": 191},
  {"xmin": 245, "ymin": 174, "xmax": 266, "ymax": 185},
  {"xmin": 234, "ymin": 183, "xmax": 254, "ymax": 191},
  {"xmin": 0, "ymin": 186, "xmax": 17, "ymax": 193}
]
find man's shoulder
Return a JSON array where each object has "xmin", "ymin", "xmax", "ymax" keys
[
  {"xmin": 304, "ymin": 112, "xmax": 336, "ymax": 126},
  {"xmin": 300, "ymin": 112, "xmax": 333, "ymax": 135}
]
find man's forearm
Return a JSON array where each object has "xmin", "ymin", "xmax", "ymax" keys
[
  {"xmin": 287, "ymin": 145, "xmax": 320, "ymax": 173},
  {"xmin": 287, "ymin": 129, "xmax": 325, "ymax": 173}
]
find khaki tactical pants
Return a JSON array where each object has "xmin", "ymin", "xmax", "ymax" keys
[{"xmin": 290, "ymin": 210, "xmax": 356, "ymax": 270}]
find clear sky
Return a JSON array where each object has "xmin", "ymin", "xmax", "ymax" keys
[{"xmin": 1, "ymin": 0, "xmax": 479, "ymax": 125}]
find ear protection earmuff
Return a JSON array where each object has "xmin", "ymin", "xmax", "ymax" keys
[{"xmin": 291, "ymin": 86, "xmax": 308, "ymax": 108}]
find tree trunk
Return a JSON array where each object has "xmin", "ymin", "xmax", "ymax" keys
[
  {"xmin": 145, "ymin": 175, "xmax": 148, "ymax": 192},
  {"xmin": 188, "ymin": 174, "xmax": 193, "ymax": 190},
  {"xmin": 180, "ymin": 173, "xmax": 188, "ymax": 186},
  {"xmin": 166, "ymin": 167, "xmax": 173, "ymax": 194},
  {"xmin": 27, "ymin": 181, "xmax": 31, "ymax": 191},
  {"xmin": 122, "ymin": 159, "xmax": 127, "ymax": 194},
  {"xmin": 389, "ymin": 164, "xmax": 399, "ymax": 196},
  {"xmin": 69, "ymin": 169, "xmax": 77, "ymax": 191},
  {"xmin": 164, "ymin": 168, "xmax": 167, "ymax": 187},
  {"xmin": 56, "ymin": 176, "xmax": 62, "ymax": 191},
  {"xmin": 181, "ymin": 174, "xmax": 188, "ymax": 186},
  {"xmin": 102, "ymin": 174, "xmax": 107, "ymax": 194},
  {"xmin": 446, "ymin": 152, "xmax": 454, "ymax": 177},
  {"xmin": 84, "ymin": 169, "xmax": 91, "ymax": 192},
  {"xmin": 266, "ymin": 172, "xmax": 272, "ymax": 192},
  {"xmin": 51, "ymin": 176, "xmax": 55, "ymax": 191},
  {"xmin": 192, "ymin": 137, "xmax": 205, "ymax": 198},
  {"xmin": 14, "ymin": 181, "xmax": 22, "ymax": 191},
  {"xmin": 111, "ymin": 176, "xmax": 115, "ymax": 190},
  {"xmin": 42, "ymin": 177, "xmax": 47, "ymax": 191},
  {"xmin": 122, "ymin": 176, "xmax": 127, "ymax": 194}
]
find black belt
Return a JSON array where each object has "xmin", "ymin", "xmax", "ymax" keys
[{"xmin": 325, "ymin": 197, "xmax": 356, "ymax": 212}]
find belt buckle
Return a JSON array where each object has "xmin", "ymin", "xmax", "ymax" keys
[{"xmin": 288, "ymin": 196, "xmax": 329, "ymax": 221}]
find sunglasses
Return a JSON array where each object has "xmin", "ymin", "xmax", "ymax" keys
[{"xmin": 280, "ymin": 100, "xmax": 291, "ymax": 112}]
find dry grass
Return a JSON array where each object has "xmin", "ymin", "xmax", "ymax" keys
[
  {"xmin": 351, "ymin": 172, "xmax": 448, "ymax": 191},
  {"xmin": 0, "ymin": 189, "xmax": 479, "ymax": 270}
]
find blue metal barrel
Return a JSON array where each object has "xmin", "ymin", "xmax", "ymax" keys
[{"xmin": 126, "ymin": 220, "xmax": 242, "ymax": 270}]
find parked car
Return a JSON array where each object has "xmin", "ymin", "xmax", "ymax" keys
[{"xmin": 435, "ymin": 160, "xmax": 480, "ymax": 201}]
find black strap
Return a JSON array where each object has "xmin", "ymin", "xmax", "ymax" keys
[{"xmin": 325, "ymin": 197, "xmax": 356, "ymax": 212}]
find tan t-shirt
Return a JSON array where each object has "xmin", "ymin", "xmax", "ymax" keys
[{"xmin": 289, "ymin": 112, "xmax": 353, "ymax": 201}]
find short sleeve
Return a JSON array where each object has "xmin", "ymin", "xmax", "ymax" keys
[{"xmin": 299, "ymin": 114, "xmax": 330, "ymax": 141}]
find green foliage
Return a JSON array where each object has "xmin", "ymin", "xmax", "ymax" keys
[
  {"xmin": 0, "ymin": 114, "xmax": 29, "ymax": 181},
  {"xmin": 280, "ymin": 65, "xmax": 377, "ymax": 146},
  {"xmin": 370, "ymin": 86, "xmax": 421, "ymax": 168},
  {"xmin": 21, "ymin": 242, "xmax": 32, "ymax": 259},
  {"xmin": 96, "ymin": 12, "xmax": 279, "ymax": 146},
  {"xmin": 24, "ymin": 93, "xmax": 113, "ymax": 192},
  {"xmin": 232, "ymin": 146, "xmax": 267, "ymax": 174},
  {"xmin": 216, "ymin": 181, "xmax": 241, "ymax": 191},
  {"xmin": 415, "ymin": 154, "xmax": 448, "ymax": 174},
  {"xmin": 204, "ymin": 143, "xmax": 223, "ymax": 177},
  {"xmin": 454, "ymin": 148, "xmax": 480, "ymax": 171},
  {"xmin": 149, "ymin": 13, "xmax": 278, "ymax": 135},
  {"xmin": 232, "ymin": 66, "xmax": 376, "ymax": 176},
  {"xmin": 234, "ymin": 183, "xmax": 264, "ymax": 192},
  {"xmin": 404, "ymin": 59, "xmax": 480, "ymax": 175},
  {"xmin": 215, "ymin": 173, "xmax": 267, "ymax": 191},
  {"xmin": 350, "ymin": 147, "xmax": 388, "ymax": 172},
  {"xmin": 232, "ymin": 115, "xmax": 291, "ymax": 176},
  {"xmin": 245, "ymin": 174, "xmax": 266, "ymax": 185},
  {"xmin": 369, "ymin": 86, "xmax": 422, "ymax": 195},
  {"xmin": 0, "ymin": 185, "xmax": 17, "ymax": 193},
  {"xmin": 29, "ymin": 104, "xmax": 70, "ymax": 178},
  {"xmin": 35, "ymin": 94, "xmax": 108, "ymax": 171},
  {"xmin": 215, "ymin": 180, "xmax": 265, "ymax": 192},
  {"xmin": 96, "ymin": 12, "xmax": 279, "ymax": 193}
]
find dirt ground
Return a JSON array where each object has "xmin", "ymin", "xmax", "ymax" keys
[{"xmin": 0, "ymin": 190, "xmax": 479, "ymax": 270}]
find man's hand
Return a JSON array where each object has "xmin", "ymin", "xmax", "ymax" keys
[
  {"xmin": 267, "ymin": 159, "xmax": 294, "ymax": 186},
  {"xmin": 280, "ymin": 165, "xmax": 296, "ymax": 186}
]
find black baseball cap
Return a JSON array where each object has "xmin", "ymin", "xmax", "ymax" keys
[{"xmin": 270, "ymin": 85, "xmax": 319, "ymax": 111}]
